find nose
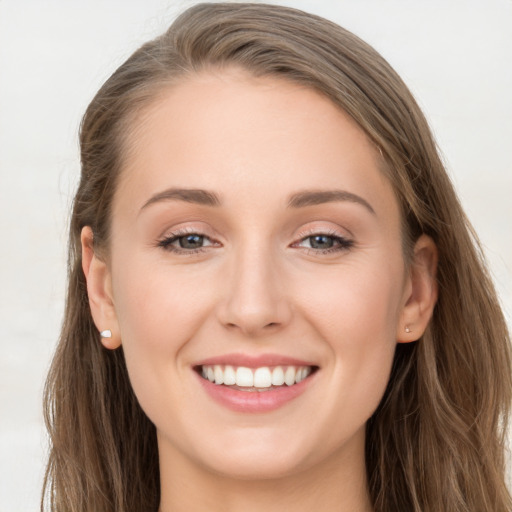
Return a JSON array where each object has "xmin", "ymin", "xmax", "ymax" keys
[{"xmin": 216, "ymin": 246, "xmax": 292, "ymax": 337}]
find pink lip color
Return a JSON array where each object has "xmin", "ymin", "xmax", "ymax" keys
[
  {"xmin": 194, "ymin": 357, "xmax": 317, "ymax": 413},
  {"xmin": 195, "ymin": 353, "xmax": 315, "ymax": 368},
  {"xmin": 197, "ymin": 375, "xmax": 313, "ymax": 413}
]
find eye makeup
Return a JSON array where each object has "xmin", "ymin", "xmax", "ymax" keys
[{"xmin": 156, "ymin": 226, "xmax": 354, "ymax": 258}]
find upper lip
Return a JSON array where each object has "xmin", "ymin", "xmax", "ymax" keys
[{"xmin": 194, "ymin": 353, "xmax": 318, "ymax": 368}]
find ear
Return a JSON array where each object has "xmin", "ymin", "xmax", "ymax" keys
[
  {"xmin": 81, "ymin": 226, "xmax": 121, "ymax": 349},
  {"xmin": 396, "ymin": 234, "xmax": 438, "ymax": 343}
]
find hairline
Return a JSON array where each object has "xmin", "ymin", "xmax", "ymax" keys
[{"xmin": 103, "ymin": 65, "xmax": 415, "ymax": 265}]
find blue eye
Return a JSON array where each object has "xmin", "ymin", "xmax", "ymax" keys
[
  {"xmin": 308, "ymin": 235, "xmax": 336, "ymax": 249},
  {"xmin": 296, "ymin": 233, "xmax": 353, "ymax": 253},
  {"xmin": 178, "ymin": 234, "xmax": 205, "ymax": 249},
  {"xmin": 158, "ymin": 232, "xmax": 215, "ymax": 253}
]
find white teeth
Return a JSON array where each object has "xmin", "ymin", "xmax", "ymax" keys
[
  {"xmin": 284, "ymin": 366, "xmax": 296, "ymax": 386},
  {"xmin": 223, "ymin": 365, "xmax": 236, "ymax": 385},
  {"xmin": 200, "ymin": 364, "xmax": 313, "ymax": 389},
  {"xmin": 214, "ymin": 365, "xmax": 224, "ymax": 385},
  {"xmin": 271, "ymin": 367, "xmax": 285, "ymax": 386},
  {"xmin": 236, "ymin": 367, "xmax": 254, "ymax": 387},
  {"xmin": 254, "ymin": 367, "xmax": 272, "ymax": 388},
  {"xmin": 296, "ymin": 367, "xmax": 307, "ymax": 383}
]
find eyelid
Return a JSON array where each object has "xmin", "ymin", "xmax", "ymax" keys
[
  {"xmin": 290, "ymin": 226, "xmax": 354, "ymax": 254},
  {"xmin": 156, "ymin": 223, "xmax": 353, "ymax": 256},
  {"xmin": 157, "ymin": 225, "xmax": 221, "ymax": 254},
  {"xmin": 160, "ymin": 225, "xmax": 207, "ymax": 239},
  {"xmin": 158, "ymin": 219, "xmax": 223, "ymax": 244},
  {"xmin": 293, "ymin": 225, "xmax": 351, "ymax": 241}
]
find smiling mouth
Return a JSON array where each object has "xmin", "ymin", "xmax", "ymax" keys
[{"xmin": 195, "ymin": 364, "xmax": 319, "ymax": 392}]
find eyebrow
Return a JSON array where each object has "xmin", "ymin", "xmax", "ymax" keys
[
  {"xmin": 140, "ymin": 187, "xmax": 375, "ymax": 215},
  {"xmin": 141, "ymin": 188, "xmax": 221, "ymax": 210},
  {"xmin": 287, "ymin": 189, "xmax": 375, "ymax": 214}
]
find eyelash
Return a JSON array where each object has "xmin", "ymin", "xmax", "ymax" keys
[
  {"xmin": 157, "ymin": 229, "xmax": 353, "ymax": 256},
  {"xmin": 157, "ymin": 229, "xmax": 217, "ymax": 255},
  {"xmin": 292, "ymin": 229, "xmax": 354, "ymax": 255}
]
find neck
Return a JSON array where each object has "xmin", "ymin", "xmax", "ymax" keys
[{"xmin": 157, "ymin": 430, "xmax": 373, "ymax": 512}]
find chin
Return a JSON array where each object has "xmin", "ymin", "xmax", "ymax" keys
[
  {"xmin": 190, "ymin": 430, "xmax": 320, "ymax": 481},
  {"xmin": 204, "ymin": 452, "xmax": 308, "ymax": 481}
]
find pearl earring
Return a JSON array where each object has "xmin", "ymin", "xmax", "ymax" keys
[
  {"xmin": 100, "ymin": 329, "xmax": 112, "ymax": 338},
  {"xmin": 405, "ymin": 326, "xmax": 411, "ymax": 333}
]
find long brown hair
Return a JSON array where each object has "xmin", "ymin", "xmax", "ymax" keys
[{"xmin": 42, "ymin": 3, "xmax": 511, "ymax": 511}]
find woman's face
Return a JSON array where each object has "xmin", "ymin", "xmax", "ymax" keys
[{"xmin": 96, "ymin": 70, "xmax": 415, "ymax": 479}]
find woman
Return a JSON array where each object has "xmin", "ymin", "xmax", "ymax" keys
[{"xmin": 42, "ymin": 3, "xmax": 511, "ymax": 511}]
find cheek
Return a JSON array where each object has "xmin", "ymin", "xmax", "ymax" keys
[
  {"xmin": 291, "ymin": 258, "xmax": 404, "ymax": 411},
  {"xmin": 295, "ymin": 257, "xmax": 404, "ymax": 339},
  {"xmin": 109, "ymin": 257, "xmax": 215, "ymax": 399},
  {"xmin": 112, "ymin": 256, "xmax": 212, "ymax": 346}
]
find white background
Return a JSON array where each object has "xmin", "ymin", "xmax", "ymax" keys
[{"xmin": 0, "ymin": 1, "xmax": 511, "ymax": 510}]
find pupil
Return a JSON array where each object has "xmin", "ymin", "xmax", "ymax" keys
[
  {"xmin": 179, "ymin": 234, "xmax": 203, "ymax": 249},
  {"xmin": 310, "ymin": 235, "xmax": 333, "ymax": 249}
]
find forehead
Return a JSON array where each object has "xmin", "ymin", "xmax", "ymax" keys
[{"xmin": 114, "ymin": 69, "xmax": 399, "ymax": 224}]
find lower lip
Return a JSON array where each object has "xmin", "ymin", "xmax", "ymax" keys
[{"xmin": 196, "ymin": 371, "xmax": 316, "ymax": 413}]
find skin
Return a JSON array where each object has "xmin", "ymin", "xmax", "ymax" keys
[{"xmin": 82, "ymin": 69, "xmax": 438, "ymax": 512}]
